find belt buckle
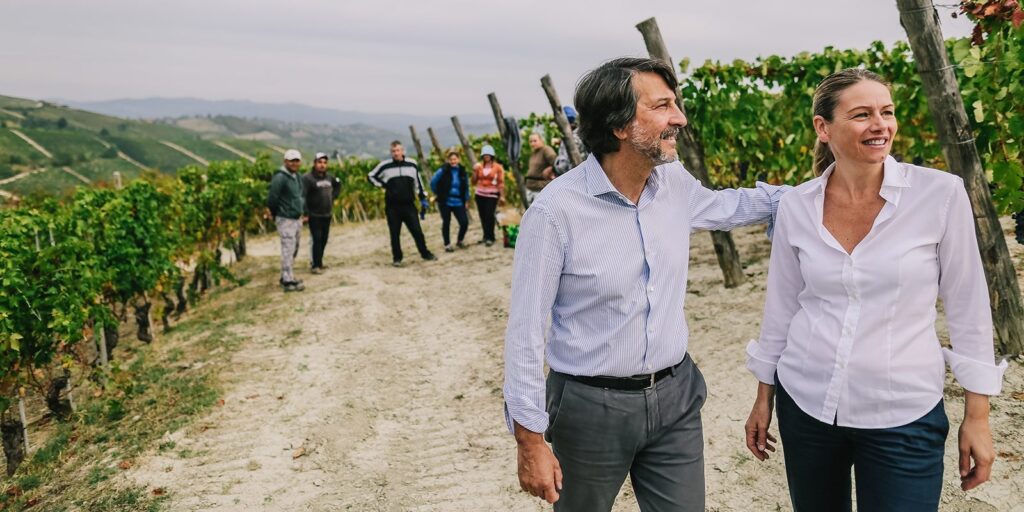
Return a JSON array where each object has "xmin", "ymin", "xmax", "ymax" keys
[{"xmin": 646, "ymin": 372, "xmax": 656, "ymax": 390}]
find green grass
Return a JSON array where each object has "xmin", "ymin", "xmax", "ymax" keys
[
  {"xmin": 0, "ymin": 128, "xmax": 46, "ymax": 165},
  {"xmin": 75, "ymin": 157, "xmax": 142, "ymax": 184},
  {"xmin": 165, "ymin": 137, "xmax": 238, "ymax": 162},
  {"xmin": 4, "ymin": 167, "xmax": 83, "ymax": 198},
  {"xmin": 105, "ymin": 135, "xmax": 197, "ymax": 171},
  {"xmin": 21, "ymin": 128, "xmax": 109, "ymax": 162}
]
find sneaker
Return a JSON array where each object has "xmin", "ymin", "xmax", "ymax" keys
[
  {"xmin": 444, "ymin": 245, "xmax": 455, "ymax": 253},
  {"xmin": 484, "ymin": 240, "xmax": 494, "ymax": 247},
  {"xmin": 422, "ymin": 252, "xmax": 437, "ymax": 261},
  {"xmin": 311, "ymin": 267, "xmax": 324, "ymax": 275},
  {"xmin": 392, "ymin": 260, "xmax": 403, "ymax": 268},
  {"xmin": 283, "ymin": 281, "xmax": 305, "ymax": 292},
  {"xmin": 456, "ymin": 241, "xmax": 466, "ymax": 249}
]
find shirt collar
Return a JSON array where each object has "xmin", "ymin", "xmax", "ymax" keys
[
  {"xmin": 584, "ymin": 153, "xmax": 664, "ymax": 200},
  {"xmin": 802, "ymin": 155, "xmax": 909, "ymax": 199}
]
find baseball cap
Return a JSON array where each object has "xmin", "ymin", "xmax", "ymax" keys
[
  {"xmin": 563, "ymin": 105, "xmax": 578, "ymax": 122},
  {"xmin": 314, "ymin": 152, "xmax": 329, "ymax": 161},
  {"xmin": 284, "ymin": 149, "xmax": 302, "ymax": 161}
]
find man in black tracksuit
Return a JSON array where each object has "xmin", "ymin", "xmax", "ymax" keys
[
  {"xmin": 302, "ymin": 152, "xmax": 341, "ymax": 273},
  {"xmin": 368, "ymin": 141, "xmax": 436, "ymax": 267}
]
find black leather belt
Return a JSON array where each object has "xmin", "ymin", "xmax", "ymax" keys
[{"xmin": 569, "ymin": 356, "xmax": 686, "ymax": 391}]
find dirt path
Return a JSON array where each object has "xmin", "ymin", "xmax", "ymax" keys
[
  {"xmin": 213, "ymin": 141, "xmax": 257, "ymax": 163},
  {"xmin": 124, "ymin": 215, "xmax": 1024, "ymax": 511},
  {"xmin": 159, "ymin": 140, "xmax": 210, "ymax": 166},
  {"xmin": 9, "ymin": 129, "xmax": 53, "ymax": 159}
]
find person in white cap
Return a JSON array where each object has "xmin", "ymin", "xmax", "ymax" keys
[
  {"xmin": 267, "ymin": 149, "xmax": 306, "ymax": 291},
  {"xmin": 302, "ymin": 152, "xmax": 341, "ymax": 273},
  {"xmin": 471, "ymin": 144, "xmax": 506, "ymax": 246}
]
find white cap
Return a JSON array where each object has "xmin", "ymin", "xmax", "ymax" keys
[{"xmin": 284, "ymin": 149, "xmax": 302, "ymax": 161}]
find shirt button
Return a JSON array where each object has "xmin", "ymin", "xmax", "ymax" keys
[
  {"xmin": 648, "ymin": 328, "xmax": 655, "ymax": 334},
  {"xmin": 647, "ymin": 286, "xmax": 655, "ymax": 293}
]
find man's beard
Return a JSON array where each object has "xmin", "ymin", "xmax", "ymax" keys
[{"xmin": 628, "ymin": 122, "xmax": 679, "ymax": 165}]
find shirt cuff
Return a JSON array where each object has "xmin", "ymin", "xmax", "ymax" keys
[
  {"xmin": 745, "ymin": 339, "xmax": 779, "ymax": 385},
  {"xmin": 942, "ymin": 348, "xmax": 1008, "ymax": 396},
  {"xmin": 503, "ymin": 398, "xmax": 549, "ymax": 435}
]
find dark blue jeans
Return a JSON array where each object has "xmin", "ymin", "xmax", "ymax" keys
[{"xmin": 776, "ymin": 380, "xmax": 948, "ymax": 512}]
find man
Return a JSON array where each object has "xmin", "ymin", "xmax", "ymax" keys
[
  {"xmin": 523, "ymin": 132, "xmax": 557, "ymax": 205},
  {"xmin": 503, "ymin": 57, "xmax": 788, "ymax": 511},
  {"xmin": 553, "ymin": 105, "xmax": 589, "ymax": 177},
  {"xmin": 367, "ymin": 141, "xmax": 436, "ymax": 267},
  {"xmin": 267, "ymin": 149, "xmax": 306, "ymax": 292},
  {"xmin": 302, "ymin": 152, "xmax": 341, "ymax": 274}
]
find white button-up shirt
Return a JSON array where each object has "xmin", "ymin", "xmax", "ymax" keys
[
  {"xmin": 746, "ymin": 156, "xmax": 1006, "ymax": 428},
  {"xmin": 504, "ymin": 155, "xmax": 788, "ymax": 433}
]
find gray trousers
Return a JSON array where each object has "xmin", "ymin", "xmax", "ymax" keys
[
  {"xmin": 546, "ymin": 355, "xmax": 707, "ymax": 512},
  {"xmin": 275, "ymin": 216, "xmax": 301, "ymax": 282}
]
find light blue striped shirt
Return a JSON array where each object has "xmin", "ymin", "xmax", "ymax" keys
[{"xmin": 503, "ymin": 154, "xmax": 788, "ymax": 433}]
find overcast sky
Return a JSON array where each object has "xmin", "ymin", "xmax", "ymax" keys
[{"xmin": 0, "ymin": 1, "xmax": 973, "ymax": 117}]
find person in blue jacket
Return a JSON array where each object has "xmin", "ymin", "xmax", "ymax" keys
[{"xmin": 430, "ymin": 149, "xmax": 470, "ymax": 252}]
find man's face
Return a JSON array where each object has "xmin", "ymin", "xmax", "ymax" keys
[
  {"xmin": 285, "ymin": 159, "xmax": 302, "ymax": 172},
  {"xmin": 314, "ymin": 158, "xmax": 328, "ymax": 173},
  {"xmin": 528, "ymin": 134, "xmax": 543, "ymax": 150},
  {"xmin": 390, "ymin": 144, "xmax": 405, "ymax": 160},
  {"xmin": 621, "ymin": 72, "xmax": 687, "ymax": 165},
  {"xmin": 447, "ymin": 154, "xmax": 460, "ymax": 166}
]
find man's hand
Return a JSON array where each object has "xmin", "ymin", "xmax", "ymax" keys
[
  {"xmin": 514, "ymin": 422, "xmax": 562, "ymax": 503},
  {"xmin": 302, "ymin": 215, "xmax": 309, "ymax": 224},
  {"xmin": 744, "ymin": 382, "xmax": 777, "ymax": 461},
  {"xmin": 959, "ymin": 391, "xmax": 995, "ymax": 491}
]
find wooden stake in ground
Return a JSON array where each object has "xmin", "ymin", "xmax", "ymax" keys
[
  {"xmin": 113, "ymin": 171, "xmax": 123, "ymax": 190},
  {"xmin": 97, "ymin": 321, "xmax": 109, "ymax": 368},
  {"xmin": 427, "ymin": 127, "xmax": 444, "ymax": 162},
  {"xmin": 487, "ymin": 93, "xmax": 508, "ymax": 140},
  {"xmin": 540, "ymin": 75, "xmax": 583, "ymax": 168},
  {"xmin": 487, "ymin": 92, "xmax": 531, "ymax": 209},
  {"xmin": 897, "ymin": 0, "xmax": 1024, "ymax": 354},
  {"xmin": 451, "ymin": 116, "xmax": 478, "ymax": 168},
  {"xmin": 636, "ymin": 17, "xmax": 746, "ymax": 288},
  {"xmin": 408, "ymin": 125, "xmax": 433, "ymax": 190},
  {"xmin": 17, "ymin": 398, "xmax": 29, "ymax": 455}
]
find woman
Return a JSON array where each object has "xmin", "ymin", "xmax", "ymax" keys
[
  {"xmin": 429, "ymin": 149, "xmax": 469, "ymax": 252},
  {"xmin": 471, "ymin": 145, "xmax": 505, "ymax": 246},
  {"xmin": 744, "ymin": 68, "xmax": 1005, "ymax": 511}
]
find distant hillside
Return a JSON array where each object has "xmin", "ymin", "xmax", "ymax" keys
[
  {"xmin": 160, "ymin": 115, "xmax": 404, "ymax": 159},
  {"xmin": 61, "ymin": 97, "xmax": 497, "ymax": 145},
  {"xmin": 0, "ymin": 94, "xmax": 287, "ymax": 200}
]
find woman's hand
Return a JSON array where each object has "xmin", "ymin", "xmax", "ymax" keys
[
  {"xmin": 745, "ymin": 382, "xmax": 777, "ymax": 461},
  {"xmin": 959, "ymin": 391, "xmax": 995, "ymax": 491}
]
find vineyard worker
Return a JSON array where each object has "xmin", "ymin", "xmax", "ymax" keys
[
  {"xmin": 368, "ymin": 141, "xmax": 436, "ymax": 267},
  {"xmin": 429, "ymin": 149, "xmax": 470, "ymax": 252},
  {"xmin": 553, "ymin": 105, "xmax": 589, "ymax": 176},
  {"xmin": 302, "ymin": 152, "xmax": 341, "ymax": 274},
  {"xmin": 504, "ymin": 57, "xmax": 788, "ymax": 511},
  {"xmin": 523, "ymin": 132, "xmax": 557, "ymax": 204},
  {"xmin": 470, "ymin": 144, "xmax": 506, "ymax": 247},
  {"xmin": 744, "ymin": 69, "xmax": 1005, "ymax": 511},
  {"xmin": 267, "ymin": 149, "xmax": 306, "ymax": 292}
]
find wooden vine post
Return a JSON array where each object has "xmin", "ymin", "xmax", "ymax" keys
[
  {"xmin": 408, "ymin": 125, "xmax": 433, "ymax": 191},
  {"xmin": 487, "ymin": 92, "xmax": 531, "ymax": 208},
  {"xmin": 897, "ymin": 0, "xmax": 1024, "ymax": 354},
  {"xmin": 540, "ymin": 75, "xmax": 583, "ymax": 167},
  {"xmin": 451, "ymin": 116, "xmax": 478, "ymax": 168},
  {"xmin": 636, "ymin": 17, "xmax": 747, "ymax": 288},
  {"xmin": 427, "ymin": 127, "xmax": 445, "ymax": 162}
]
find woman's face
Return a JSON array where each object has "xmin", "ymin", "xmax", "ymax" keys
[
  {"xmin": 483, "ymin": 155, "xmax": 493, "ymax": 164},
  {"xmin": 814, "ymin": 80, "xmax": 897, "ymax": 169},
  {"xmin": 448, "ymin": 154, "xmax": 460, "ymax": 166}
]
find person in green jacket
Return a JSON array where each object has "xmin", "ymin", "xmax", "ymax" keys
[{"xmin": 267, "ymin": 149, "xmax": 306, "ymax": 292}]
